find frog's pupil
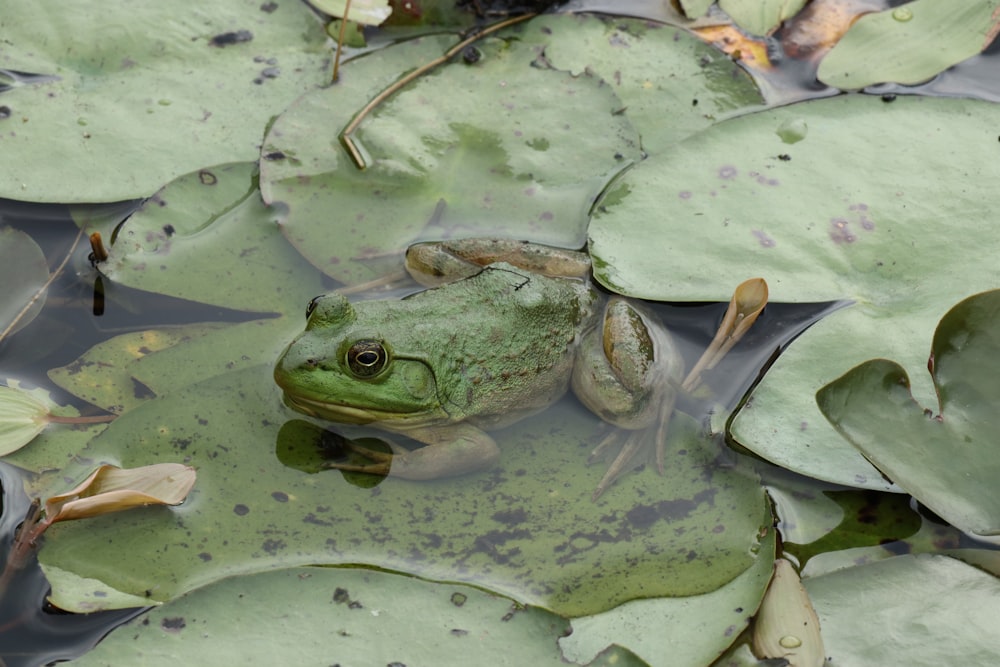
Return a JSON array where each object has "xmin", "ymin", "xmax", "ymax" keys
[{"xmin": 357, "ymin": 351, "xmax": 379, "ymax": 366}]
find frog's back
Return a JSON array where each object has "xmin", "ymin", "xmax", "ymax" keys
[{"xmin": 357, "ymin": 263, "xmax": 598, "ymax": 425}]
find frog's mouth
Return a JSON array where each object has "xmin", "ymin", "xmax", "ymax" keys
[{"xmin": 280, "ymin": 392, "xmax": 439, "ymax": 426}]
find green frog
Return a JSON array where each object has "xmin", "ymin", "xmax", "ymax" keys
[{"xmin": 273, "ymin": 239, "xmax": 684, "ymax": 499}]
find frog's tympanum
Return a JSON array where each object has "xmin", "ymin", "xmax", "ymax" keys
[{"xmin": 274, "ymin": 239, "xmax": 684, "ymax": 498}]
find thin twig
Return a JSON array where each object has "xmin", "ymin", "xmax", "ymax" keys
[
  {"xmin": 341, "ymin": 12, "xmax": 537, "ymax": 169},
  {"xmin": 0, "ymin": 226, "xmax": 85, "ymax": 345},
  {"xmin": 332, "ymin": 0, "xmax": 353, "ymax": 83}
]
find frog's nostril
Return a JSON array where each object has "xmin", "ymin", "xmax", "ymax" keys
[{"xmin": 305, "ymin": 358, "xmax": 319, "ymax": 368}]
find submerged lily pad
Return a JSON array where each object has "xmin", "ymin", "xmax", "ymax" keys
[
  {"xmin": 0, "ymin": 0, "xmax": 330, "ymax": 203},
  {"xmin": 38, "ymin": 364, "xmax": 770, "ymax": 617},
  {"xmin": 0, "ymin": 227, "xmax": 49, "ymax": 337},
  {"xmin": 817, "ymin": 290, "xmax": 1000, "ymax": 535},
  {"xmin": 587, "ymin": 94, "xmax": 1000, "ymax": 490}
]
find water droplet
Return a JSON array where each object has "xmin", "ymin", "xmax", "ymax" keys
[
  {"xmin": 780, "ymin": 635, "xmax": 803, "ymax": 648},
  {"xmin": 776, "ymin": 118, "xmax": 808, "ymax": 144},
  {"xmin": 892, "ymin": 7, "xmax": 913, "ymax": 21}
]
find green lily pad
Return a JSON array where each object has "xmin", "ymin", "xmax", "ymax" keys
[
  {"xmin": 71, "ymin": 566, "xmax": 575, "ymax": 667},
  {"xmin": 560, "ymin": 528, "xmax": 775, "ymax": 667},
  {"xmin": 816, "ymin": 289, "xmax": 1000, "ymax": 535},
  {"xmin": 817, "ymin": 0, "xmax": 1000, "ymax": 89},
  {"xmin": 538, "ymin": 15, "xmax": 763, "ymax": 157},
  {"xmin": 719, "ymin": 0, "xmax": 808, "ymax": 36},
  {"xmin": 0, "ymin": 0, "xmax": 330, "ymax": 203},
  {"xmin": 95, "ymin": 162, "xmax": 323, "ymax": 315},
  {"xmin": 38, "ymin": 364, "xmax": 770, "ymax": 617},
  {"xmin": 261, "ymin": 19, "xmax": 642, "ymax": 286},
  {"xmin": 804, "ymin": 554, "xmax": 1000, "ymax": 665},
  {"xmin": 587, "ymin": 94, "xmax": 1000, "ymax": 490}
]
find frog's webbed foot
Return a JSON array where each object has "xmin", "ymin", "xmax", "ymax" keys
[
  {"xmin": 588, "ymin": 406, "xmax": 674, "ymax": 500},
  {"xmin": 323, "ymin": 439, "xmax": 408, "ymax": 477}
]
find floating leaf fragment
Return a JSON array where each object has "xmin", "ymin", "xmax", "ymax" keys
[
  {"xmin": 45, "ymin": 463, "xmax": 197, "ymax": 523},
  {"xmin": 684, "ymin": 277, "xmax": 768, "ymax": 392},
  {"xmin": 752, "ymin": 558, "xmax": 825, "ymax": 667}
]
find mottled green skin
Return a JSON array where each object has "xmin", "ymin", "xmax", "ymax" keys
[{"xmin": 274, "ymin": 263, "xmax": 599, "ymax": 431}]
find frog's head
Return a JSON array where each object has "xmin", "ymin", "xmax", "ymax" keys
[{"xmin": 274, "ymin": 294, "xmax": 444, "ymax": 425}]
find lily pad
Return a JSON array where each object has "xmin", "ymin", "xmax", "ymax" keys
[
  {"xmin": 719, "ymin": 0, "xmax": 808, "ymax": 36},
  {"xmin": 816, "ymin": 289, "xmax": 1000, "ymax": 535},
  {"xmin": 0, "ymin": 0, "xmax": 330, "ymax": 203},
  {"xmin": 559, "ymin": 528, "xmax": 775, "ymax": 667},
  {"xmin": 587, "ymin": 94, "xmax": 1000, "ymax": 490},
  {"xmin": 0, "ymin": 226, "xmax": 48, "ymax": 337},
  {"xmin": 38, "ymin": 364, "xmax": 771, "ymax": 617},
  {"xmin": 817, "ymin": 0, "xmax": 1000, "ymax": 89},
  {"xmin": 97, "ymin": 162, "xmax": 323, "ymax": 315},
  {"xmin": 804, "ymin": 554, "xmax": 1000, "ymax": 665},
  {"xmin": 537, "ymin": 15, "xmax": 764, "ymax": 156},
  {"xmin": 71, "ymin": 566, "xmax": 574, "ymax": 667},
  {"xmin": 262, "ymin": 20, "xmax": 642, "ymax": 286}
]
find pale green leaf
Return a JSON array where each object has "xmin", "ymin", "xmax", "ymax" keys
[
  {"xmin": 720, "ymin": 0, "xmax": 809, "ymax": 36},
  {"xmin": 0, "ymin": 384, "xmax": 49, "ymax": 455},
  {"xmin": 818, "ymin": 0, "xmax": 1000, "ymax": 89},
  {"xmin": 306, "ymin": 0, "xmax": 392, "ymax": 25}
]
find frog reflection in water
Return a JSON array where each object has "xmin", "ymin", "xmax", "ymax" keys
[{"xmin": 273, "ymin": 239, "xmax": 684, "ymax": 499}]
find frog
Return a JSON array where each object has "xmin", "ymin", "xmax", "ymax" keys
[{"xmin": 273, "ymin": 238, "xmax": 684, "ymax": 499}]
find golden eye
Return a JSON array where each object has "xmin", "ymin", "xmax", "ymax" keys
[{"xmin": 347, "ymin": 340, "xmax": 389, "ymax": 377}]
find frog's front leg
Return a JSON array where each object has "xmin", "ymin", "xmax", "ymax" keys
[
  {"xmin": 405, "ymin": 238, "xmax": 592, "ymax": 286},
  {"xmin": 572, "ymin": 298, "xmax": 684, "ymax": 498},
  {"xmin": 328, "ymin": 423, "xmax": 501, "ymax": 481}
]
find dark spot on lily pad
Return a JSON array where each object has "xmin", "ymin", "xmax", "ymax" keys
[
  {"xmin": 198, "ymin": 552, "xmax": 212, "ymax": 562},
  {"xmin": 233, "ymin": 503, "xmax": 249, "ymax": 516},
  {"xmin": 450, "ymin": 592, "xmax": 467, "ymax": 607},
  {"xmin": 209, "ymin": 30, "xmax": 253, "ymax": 47},
  {"xmin": 161, "ymin": 617, "xmax": 186, "ymax": 632},
  {"xmin": 198, "ymin": 170, "xmax": 217, "ymax": 185},
  {"xmin": 261, "ymin": 538, "xmax": 286, "ymax": 554},
  {"xmin": 491, "ymin": 508, "xmax": 527, "ymax": 526},
  {"xmin": 271, "ymin": 491, "xmax": 289, "ymax": 502}
]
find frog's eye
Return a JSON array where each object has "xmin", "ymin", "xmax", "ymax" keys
[
  {"xmin": 346, "ymin": 339, "xmax": 389, "ymax": 378},
  {"xmin": 305, "ymin": 295, "xmax": 324, "ymax": 320}
]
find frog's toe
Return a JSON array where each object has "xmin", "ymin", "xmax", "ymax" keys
[
  {"xmin": 591, "ymin": 435, "xmax": 645, "ymax": 500},
  {"xmin": 324, "ymin": 440, "xmax": 397, "ymax": 476}
]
